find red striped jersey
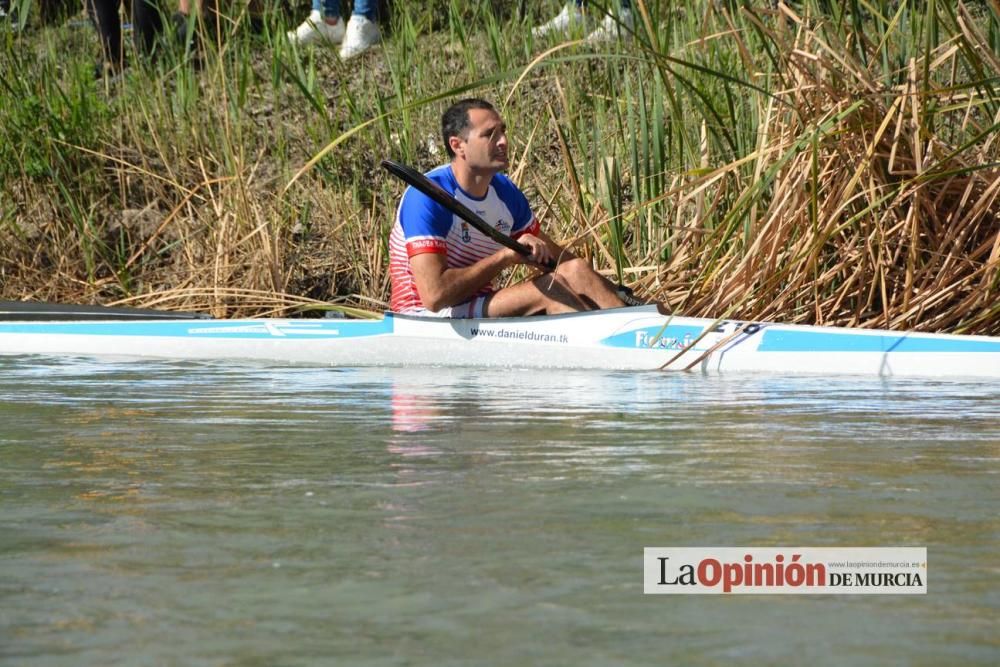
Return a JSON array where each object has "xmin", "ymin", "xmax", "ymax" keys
[{"xmin": 389, "ymin": 164, "xmax": 540, "ymax": 313}]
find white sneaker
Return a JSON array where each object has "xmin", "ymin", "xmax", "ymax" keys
[
  {"xmin": 587, "ymin": 8, "xmax": 634, "ymax": 43},
  {"xmin": 532, "ymin": 3, "xmax": 587, "ymax": 39},
  {"xmin": 339, "ymin": 15, "xmax": 381, "ymax": 59},
  {"xmin": 287, "ymin": 10, "xmax": 345, "ymax": 46}
]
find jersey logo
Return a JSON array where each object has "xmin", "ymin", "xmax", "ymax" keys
[
  {"xmin": 494, "ymin": 220, "xmax": 510, "ymax": 233},
  {"xmin": 461, "ymin": 222, "xmax": 472, "ymax": 243}
]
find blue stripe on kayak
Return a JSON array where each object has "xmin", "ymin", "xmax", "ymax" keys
[
  {"xmin": 758, "ymin": 328, "xmax": 1000, "ymax": 353},
  {"xmin": 0, "ymin": 318, "xmax": 393, "ymax": 339},
  {"xmin": 600, "ymin": 325, "xmax": 706, "ymax": 350}
]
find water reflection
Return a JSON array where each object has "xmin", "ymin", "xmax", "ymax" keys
[
  {"xmin": 0, "ymin": 357, "xmax": 997, "ymax": 665},
  {"xmin": 362, "ymin": 366, "xmax": 1000, "ymax": 514}
]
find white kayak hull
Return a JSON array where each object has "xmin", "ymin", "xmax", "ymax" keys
[{"xmin": 1, "ymin": 306, "xmax": 998, "ymax": 377}]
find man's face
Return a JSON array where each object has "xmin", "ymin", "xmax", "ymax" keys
[{"xmin": 455, "ymin": 108, "xmax": 509, "ymax": 171}]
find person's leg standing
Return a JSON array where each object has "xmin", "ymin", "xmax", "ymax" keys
[
  {"xmin": 532, "ymin": 1, "xmax": 586, "ymax": 39},
  {"xmin": 288, "ymin": 0, "xmax": 344, "ymax": 46},
  {"xmin": 86, "ymin": 0, "xmax": 124, "ymax": 70},
  {"xmin": 340, "ymin": 0, "xmax": 381, "ymax": 59},
  {"xmin": 131, "ymin": 0, "xmax": 163, "ymax": 55},
  {"xmin": 586, "ymin": 0, "xmax": 634, "ymax": 43}
]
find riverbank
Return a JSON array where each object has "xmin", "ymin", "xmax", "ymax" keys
[{"xmin": 1, "ymin": 1, "xmax": 997, "ymax": 333}]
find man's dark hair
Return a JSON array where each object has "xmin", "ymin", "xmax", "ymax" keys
[{"xmin": 441, "ymin": 98, "xmax": 497, "ymax": 158}]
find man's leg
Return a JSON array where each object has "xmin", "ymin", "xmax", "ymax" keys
[
  {"xmin": 484, "ymin": 274, "xmax": 589, "ymax": 317},
  {"xmin": 552, "ymin": 257, "xmax": 625, "ymax": 310}
]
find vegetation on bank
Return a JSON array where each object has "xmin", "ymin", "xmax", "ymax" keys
[{"xmin": 1, "ymin": 1, "xmax": 997, "ymax": 333}]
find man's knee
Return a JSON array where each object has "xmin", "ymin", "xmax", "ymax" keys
[
  {"xmin": 531, "ymin": 274, "xmax": 563, "ymax": 299},
  {"xmin": 531, "ymin": 274, "xmax": 584, "ymax": 313},
  {"xmin": 554, "ymin": 257, "xmax": 594, "ymax": 282}
]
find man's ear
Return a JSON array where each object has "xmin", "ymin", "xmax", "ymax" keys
[{"xmin": 448, "ymin": 134, "xmax": 464, "ymax": 158}]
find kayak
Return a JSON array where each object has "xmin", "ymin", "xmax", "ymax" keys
[{"xmin": 1, "ymin": 301, "xmax": 998, "ymax": 377}]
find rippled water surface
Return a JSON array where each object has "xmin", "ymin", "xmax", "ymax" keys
[{"xmin": 1, "ymin": 356, "xmax": 998, "ymax": 665}]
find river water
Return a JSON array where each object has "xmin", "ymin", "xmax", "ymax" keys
[{"xmin": 1, "ymin": 356, "xmax": 997, "ymax": 665}]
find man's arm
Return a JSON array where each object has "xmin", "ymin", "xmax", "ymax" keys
[
  {"xmin": 410, "ymin": 250, "xmax": 515, "ymax": 312},
  {"xmin": 411, "ymin": 234, "xmax": 563, "ymax": 311}
]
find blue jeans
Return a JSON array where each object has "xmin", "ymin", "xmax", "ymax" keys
[{"xmin": 313, "ymin": 0, "xmax": 376, "ymax": 20}]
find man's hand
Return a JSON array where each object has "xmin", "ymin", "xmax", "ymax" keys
[{"xmin": 510, "ymin": 234, "xmax": 554, "ymax": 269}]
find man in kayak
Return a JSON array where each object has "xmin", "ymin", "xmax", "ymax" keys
[{"xmin": 389, "ymin": 98, "xmax": 625, "ymax": 318}]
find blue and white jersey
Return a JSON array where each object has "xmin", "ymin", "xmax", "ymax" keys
[{"xmin": 388, "ymin": 164, "xmax": 540, "ymax": 313}]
